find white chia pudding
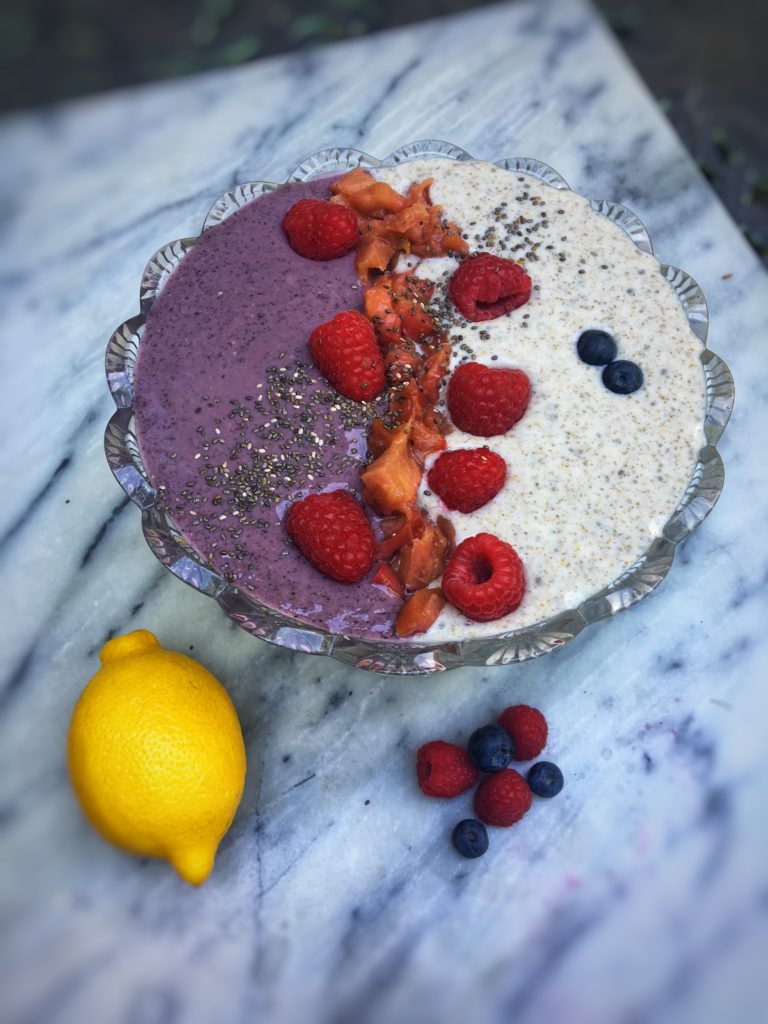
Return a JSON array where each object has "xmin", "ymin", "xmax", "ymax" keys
[{"xmin": 374, "ymin": 159, "xmax": 706, "ymax": 640}]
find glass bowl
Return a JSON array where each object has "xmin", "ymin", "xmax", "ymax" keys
[{"xmin": 104, "ymin": 140, "xmax": 734, "ymax": 675}]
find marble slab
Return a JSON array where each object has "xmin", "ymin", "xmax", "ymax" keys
[{"xmin": 1, "ymin": 0, "xmax": 767, "ymax": 1022}]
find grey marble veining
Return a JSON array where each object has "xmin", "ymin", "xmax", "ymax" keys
[{"xmin": 1, "ymin": 1, "xmax": 767, "ymax": 1022}]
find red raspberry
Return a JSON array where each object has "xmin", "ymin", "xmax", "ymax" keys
[
  {"xmin": 442, "ymin": 533, "xmax": 525, "ymax": 622},
  {"xmin": 449, "ymin": 253, "xmax": 531, "ymax": 322},
  {"xmin": 427, "ymin": 447, "xmax": 507, "ymax": 514},
  {"xmin": 447, "ymin": 362, "xmax": 531, "ymax": 437},
  {"xmin": 417, "ymin": 740, "xmax": 479, "ymax": 798},
  {"xmin": 498, "ymin": 705, "xmax": 548, "ymax": 761},
  {"xmin": 285, "ymin": 490, "xmax": 376, "ymax": 582},
  {"xmin": 283, "ymin": 198, "xmax": 359, "ymax": 260},
  {"xmin": 309, "ymin": 310, "xmax": 385, "ymax": 403},
  {"xmin": 474, "ymin": 769, "xmax": 532, "ymax": 826}
]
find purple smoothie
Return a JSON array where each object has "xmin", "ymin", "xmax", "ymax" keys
[{"xmin": 134, "ymin": 177, "xmax": 400, "ymax": 637}]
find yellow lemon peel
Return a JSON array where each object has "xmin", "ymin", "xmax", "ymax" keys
[{"xmin": 67, "ymin": 629, "xmax": 246, "ymax": 885}]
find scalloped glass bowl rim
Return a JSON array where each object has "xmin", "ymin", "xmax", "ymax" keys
[{"xmin": 104, "ymin": 139, "xmax": 734, "ymax": 675}]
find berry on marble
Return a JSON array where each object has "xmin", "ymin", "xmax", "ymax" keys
[
  {"xmin": 467, "ymin": 724, "xmax": 514, "ymax": 773},
  {"xmin": 474, "ymin": 769, "xmax": 532, "ymax": 827},
  {"xmin": 526, "ymin": 761, "xmax": 564, "ymax": 798},
  {"xmin": 497, "ymin": 704, "xmax": 548, "ymax": 761},
  {"xmin": 417, "ymin": 740, "xmax": 479, "ymax": 799},
  {"xmin": 452, "ymin": 819, "xmax": 489, "ymax": 859}
]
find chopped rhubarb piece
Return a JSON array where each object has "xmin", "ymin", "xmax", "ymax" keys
[
  {"xmin": 393, "ymin": 520, "xmax": 448, "ymax": 591},
  {"xmin": 361, "ymin": 427, "xmax": 422, "ymax": 515},
  {"xmin": 395, "ymin": 588, "xmax": 446, "ymax": 637},
  {"xmin": 372, "ymin": 562, "xmax": 405, "ymax": 599}
]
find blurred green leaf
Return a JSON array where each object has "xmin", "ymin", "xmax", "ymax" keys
[
  {"xmin": 210, "ymin": 35, "xmax": 262, "ymax": 64},
  {"xmin": 0, "ymin": 7, "xmax": 36, "ymax": 63},
  {"xmin": 329, "ymin": 0, "xmax": 381, "ymax": 13},
  {"xmin": 189, "ymin": 0, "xmax": 238, "ymax": 47},
  {"xmin": 288, "ymin": 13, "xmax": 334, "ymax": 40},
  {"xmin": 57, "ymin": 21, "xmax": 104, "ymax": 61}
]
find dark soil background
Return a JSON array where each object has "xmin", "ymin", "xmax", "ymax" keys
[{"xmin": 1, "ymin": 0, "xmax": 766, "ymax": 262}]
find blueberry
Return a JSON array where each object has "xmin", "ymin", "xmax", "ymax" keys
[
  {"xmin": 577, "ymin": 329, "xmax": 617, "ymax": 366},
  {"xmin": 602, "ymin": 360, "xmax": 644, "ymax": 394},
  {"xmin": 527, "ymin": 761, "xmax": 564, "ymax": 798},
  {"xmin": 467, "ymin": 724, "xmax": 514, "ymax": 772},
  {"xmin": 452, "ymin": 819, "xmax": 489, "ymax": 859}
]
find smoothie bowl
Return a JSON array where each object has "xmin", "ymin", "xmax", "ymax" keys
[{"xmin": 105, "ymin": 140, "xmax": 734, "ymax": 674}]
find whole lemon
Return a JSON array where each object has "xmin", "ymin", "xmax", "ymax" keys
[{"xmin": 67, "ymin": 630, "xmax": 246, "ymax": 885}]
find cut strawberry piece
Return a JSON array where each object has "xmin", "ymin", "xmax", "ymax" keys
[
  {"xmin": 395, "ymin": 588, "xmax": 446, "ymax": 637},
  {"xmin": 361, "ymin": 426, "xmax": 422, "ymax": 515}
]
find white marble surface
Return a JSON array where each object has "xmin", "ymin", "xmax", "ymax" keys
[{"xmin": 1, "ymin": 1, "xmax": 767, "ymax": 1021}]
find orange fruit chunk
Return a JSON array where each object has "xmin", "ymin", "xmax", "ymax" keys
[{"xmin": 395, "ymin": 588, "xmax": 446, "ymax": 637}]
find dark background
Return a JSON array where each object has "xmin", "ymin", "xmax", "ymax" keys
[{"xmin": 1, "ymin": 0, "xmax": 766, "ymax": 262}]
